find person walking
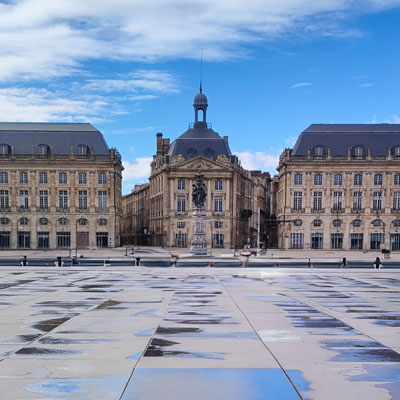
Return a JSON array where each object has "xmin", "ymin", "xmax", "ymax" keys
[
  {"xmin": 339, "ymin": 257, "xmax": 347, "ymax": 268},
  {"xmin": 374, "ymin": 256, "xmax": 382, "ymax": 269}
]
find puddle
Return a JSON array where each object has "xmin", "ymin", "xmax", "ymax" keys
[
  {"xmin": 38, "ymin": 336, "xmax": 120, "ymax": 344},
  {"xmin": 15, "ymin": 347, "xmax": 82, "ymax": 356},
  {"xmin": 95, "ymin": 300, "xmax": 121, "ymax": 309},
  {"xmin": 33, "ymin": 317, "xmax": 72, "ymax": 333},
  {"xmin": 121, "ymin": 368, "xmax": 308, "ymax": 400}
]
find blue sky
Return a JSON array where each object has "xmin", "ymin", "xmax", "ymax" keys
[{"xmin": 0, "ymin": 0, "xmax": 399, "ymax": 194}]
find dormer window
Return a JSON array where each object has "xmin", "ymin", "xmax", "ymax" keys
[
  {"xmin": 393, "ymin": 146, "xmax": 400, "ymax": 157},
  {"xmin": 78, "ymin": 144, "xmax": 89, "ymax": 156},
  {"xmin": 38, "ymin": 144, "xmax": 50, "ymax": 155},
  {"xmin": 313, "ymin": 146, "xmax": 323, "ymax": 157},
  {"xmin": 353, "ymin": 146, "xmax": 364, "ymax": 157},
  {"xmin": 0, "ymin": 144, "xmax": 10, "ymax": 155}
]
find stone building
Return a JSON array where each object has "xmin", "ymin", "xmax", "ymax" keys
[
  {"xmin": 122, "ymin": 90, "xmax": 271, "ymax": 250},
  {"xmin": 277, "ymin": 124, "xmax": 400, "ymax": 251},
  {"xmin": 0, "ymin": 123, "xmax": 123, "ymax": 250}
]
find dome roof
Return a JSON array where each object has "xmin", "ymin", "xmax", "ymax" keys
[{"xmin": 193, "ymin": 92, "xmax": 208, "ymax": 106}]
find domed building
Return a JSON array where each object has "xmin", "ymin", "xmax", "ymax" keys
[{"xmin": 122, "ymin": 89, "xmax": 271, "ymax": 250}]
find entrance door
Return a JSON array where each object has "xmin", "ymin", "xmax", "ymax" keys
[{"xmin": 77, "ymin": 232, "xmax": 89, "ymax": 248}]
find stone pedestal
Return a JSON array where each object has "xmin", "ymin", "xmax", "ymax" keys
[{"xmin": 190, "ymin": 207, "xmax": 208, "ymax": 255}]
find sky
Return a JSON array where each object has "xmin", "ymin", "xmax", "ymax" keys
[{"xmin": 0, "ymin": 0, "xmax": 399, "ymax": 194}]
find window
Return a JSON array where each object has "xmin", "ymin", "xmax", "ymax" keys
[
  {"xmin": 370, "ymin": 233, "xmax": 383, "ymax": 250},
  {"xmin": 78, "ymin": 218, "xmax": 88, "ymax": 226},
  {"xmin": 177, "ymin": 196, "xmax": 185, "ymax": 213},
  {"xmin": 373, "ymin": 191, "xmax": 382, "ymax": 211},
  {"xmin": 212, "ymin": 233, "xmax": 224, "ymax": 248},
  {"xmin": 393, "ymin": 219, "xmax": 400, "ymax": 228},
  {"xmin": 314, "ymin": 174, "xmax": 322, "ymax": 185},
  {"xmin": 58, "ymin": 218, "xmax": 68, "ymax": 225},
  {"xmin": 311, "ymin": 233, "xmax": 323, "ymax": 249},
  {"xmin": 98, "ymin": 172, "xmax": 107, "ymax": 185},
  {"xmin": 333, "ymin": 219, "xmax": 342, "ymax": 227},
  {"xmin": 313, "ymin": 219, "xmax": 322, "ymax": 227},
  {"xmin": 39, "ymin": 217, "xmax": 48, "ymax": 225},
  {"xmin": 395, "ymin": 175, "xmax": 400, "ymax": 185},
  {"xmin": 39, "ymin": 172, "xmax": 47, "ymax": 184},
  {"xmin": 0, "ymin": 171, "xmax": 8, "ymax": 184},
  {"xmin": 313, "ymin": 192, "xmax": 322, "ymax": 211},
  {"xmin": 58, "ymin": 190, "xmax": 68, "ymax": 210},
  {"xmin": 372, "ymin": 219, "xmax": 382, "ymax": 226},
  {"xmin": 78, "ymin": 144, "xmax": 89, "ymax": 155},
  {"xmin": 391, "ymin": 234, "xmax": 400, "ymax": 250},
  {"xmin": 0, "ymin": 232, "xmax": 10, "ymax": 248},
  {"xmin": 18, "ymin": 232, "xmax": 30, "ymax": 248},
  {"xmin": 215, "ymin": 179, "xmax": 223, "ymax": 190},
  {"xmin": 334, "ymin": 174, "xmax": 342, "ymax": 186},
  {"xmin": 98, "ymin": 191, "xmax": 107, "ymax": 210},
  {"xmin": 294, "ymin": 219, "xmax": 302, "ymax": 226},
  {"xmin": 78, "ymin": 191, "xmax": 88, "ymax": 210},
  {"xmin": 96, "ymin": 232, "xmax": 108, "ymax": 247},
  {"xmin": 0, "ymin": 217, "xmax": 9, "ymax": 225},
  {"xmin": 37, "ymin": 232, "xmax": 49, "ymax": 249},
  {"xmin": 177, "ymin": 221, "xmax": 185, "ymax": 228},
  {"xmin": 351, "ymin": 233, "xmax": 363, "ymax": 249},
  {"xmin": 290, "ymin": 233, "xmax": 304, "ymax": 249},
  {"xmin": 39, "ymin": 190, "xmax": 48, "ymax": 210},
  {"xmin": 393, "ymin": 146, "xmax": 400, "ymax": 157},
  {"xmin": 98, "ymin": 218, "xmax": 107, "ymax": 226},
  {"xmin": 38, "ymin": 144, "xmax": 49, "ymax": 155},
  {"xmin": 57, "ymin": 232, "xmax": 71, "ymax": 248},
  {"xmin": 177, "ymin": 179, "xmax": 185, "ymax": 190},
  {"xmin": 19, "ymin": 190, "xmax": 29, "ymax": 209},
  {"xmin": 374, "ymin": 174, "xmax": 383, "ymax": 186},
  {"xmin": 0, "ymin": 190, "xmax": 9, "ymax": 209},
  {"xmin": 313, "ymin": 146, "xmax": 323, "ymax": 157},
  {"xmin": 354, "ymin": 174, "xmax": 362, "ymax": 186},
  {"xmin": 293, "ymin": 192, "xmax": 302, "ymax": 210},
  {"xmin": 394, "ymin": 192, "xmax": 400, "ymax": 210},
  {"xmin": 175, "ymin": 232, "xmax": 187, "ymax": 247},
  {"xmin": 78, "ymin": 172, "xmax": 87, "ymax": 184},
  {"xmin": 215, "ymin": 220, "xmax": 223, "ymax": 229},
  {"xmin": 214, "ymin": 196, "xmax": 223, "ymax": 212},
  {"xmin": 331, "ymin": 233, "xmax": 343, "ymax": 249},
  {"xmin": 294, "ymin": 173, "xmax": 303, "ymax": 185},
  {"xmin": 19, "ymin": 217, "xmax": 29, "ymax": 225},
  {"xmin": 333, "ymin": 191, "xmax": 342, "ymax": 210},
  {"xmin": 20, "ymin": 171, "xmax": 28, "ymax": 184},
  {"xmin": 354, "ymin": 146, "xmax": 364, "ymax": 157},
  {"xmin": 0, "ymin": 144, "xmax": 10, "ymax": 155},
  {"xmin": 353, "ymin": 219, "xmax": 361, "ymax": 227},
  {"xmin": 353, "ymin": 192, "xmax": 362, "ymax": 210},
  {"xmin": 59, "ymin": 172, "xmax": 67, "ymax": 184}
]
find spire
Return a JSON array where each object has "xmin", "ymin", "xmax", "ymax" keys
[{"xmin": 200, "ymin": 48, "xmax": 203, "ymax": 93}]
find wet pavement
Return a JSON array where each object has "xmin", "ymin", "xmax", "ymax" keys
[{"xmin": 0, "ymin": 266, "xmax": 399, "ymax": 399}]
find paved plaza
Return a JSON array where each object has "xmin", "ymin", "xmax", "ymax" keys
[{"xmin": 0, "ymin": 265, "xmax": 399, "ymax": 399}]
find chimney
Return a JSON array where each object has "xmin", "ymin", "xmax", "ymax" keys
[
  {"xmin": 223, "ymin": 136, "xmax": 228, "ymax": 142},
  {"xmin": 156, "ymin": 132, "xmax": 163, "ymax": 155}
]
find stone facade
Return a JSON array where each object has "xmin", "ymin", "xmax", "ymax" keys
[
  {"xmin": 277, "ymin": 124, "xmax": 400, "ymax": 251},
  {"xmin": 0, "ymin": 123, "xmax": 123, "ymax": 250}
]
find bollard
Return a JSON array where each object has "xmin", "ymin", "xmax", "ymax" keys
[
  {"xmin": 135, "ymin": 257, "xmax": 141, "ymax": 266},
  {"xmin": 20, "ymin": 255, "xmax": 27, "ymax": 267}
]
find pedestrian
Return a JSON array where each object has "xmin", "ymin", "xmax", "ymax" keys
[
  {"xmin": 307, "ymin": 258, "xmax": 311, "ymax": 268},
  {"xmin": 374, "ymin": 257, "xmax": 382, "ymax": 269},
  {"xmin": 339, "ymin": 257, "xmax": 347, "ymax": 268}
]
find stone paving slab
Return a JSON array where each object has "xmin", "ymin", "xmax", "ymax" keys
[{"xmin": 0, "ymin": 266, "xmax": 399, "ymax": 399}]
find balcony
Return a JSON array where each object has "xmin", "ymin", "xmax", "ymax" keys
[
  {"xmin": 96, "ymin": 207, "xmax": 108, "ymax": 213},
  {"xmin": 212, "ymin": 211, "xmax": 224, "ymax": 216},
  {"xmin": 39, "ymin": 207, "xmax": 49, "ymax": 213},
  {"xmin": 175, "ymin": 211, "xmax": 187, "ymax": 216},
  {"xmin": 331, "ymin": 207, "xmax": 344, "ymax": 213},
  {"xmin": 0, "ymin": 207, "xmax": 10, "ymax": 212},
  {"xmin": 311, "ymin": 208, "xmax": 323, "ymax": 214},
  {"xmin": 391, "ymin": 208, "xmax": 400, "ymax": 213},
  {"xmin": 56, "ymin": 207, "xmax": 69, "ymax": 212},
  {"xmin": 352, "ymin": 208, "xmax": 364, "ymax": 214},
  {"xmin": 291, "ymin": 208, "xmax": 305, "ymax": 214},
  {"xmin": 18, "ymin": 207, "xmax": 30, "ymax": 212}
]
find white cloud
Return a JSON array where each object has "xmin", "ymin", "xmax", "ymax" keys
[
  {"xmin": 285, "ymin": 136, "xmax": 297, "ymax": 147},
  {"xmin": 122, "ymin": 157, "xmax": 152, "ymax": 181},
  {"xmin": 291, "ymin": 82, "xmax": 311, "ymax": 88},
  {"xmin": 234, "ymin": 151, "xmax": 280, "ymax": 173},
  {"xmin": 0, "ymin": 0, "xmax": 398, "ymax": 82}
]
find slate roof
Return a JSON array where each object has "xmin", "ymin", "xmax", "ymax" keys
[
  {"xmin": 292, "ymin": 124, "xmax": 400, "ymax": 156},
  {"xmin": 0, "ymin": 123, "xmax": 110, "ymax": 155},
  {"xmin": 167, "ymin": 124, "xmax": 232, "ymax": 161}
]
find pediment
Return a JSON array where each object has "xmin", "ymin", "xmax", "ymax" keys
[{"xmin": 171, "ymin": 155, "xmax": 221, "ymax": 171}]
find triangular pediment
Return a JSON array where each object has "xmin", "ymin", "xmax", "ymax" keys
[{"xmin": 170, "ymin": 155, "xmax": 221, "ymax": 171}]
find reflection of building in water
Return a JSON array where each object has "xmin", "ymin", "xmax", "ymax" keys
[
  {"xmin": 0, "ymin": 123, "xmax": 123, "ymax": 250},
  {"xmin": 277, "ymin": 124, "xmax": 400, "ymax": 251},
  {"xmin": 122, "ymin": 90, "xmax": 273, "ymax": 249}
]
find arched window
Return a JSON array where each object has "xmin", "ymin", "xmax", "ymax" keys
[
  {"xmin": 0, "ymin": 144, "xmax": 10, "ymax": 155},
  {"xmin": 313, "ymin": 219, "xmax": 322, "ymax": 227},
  {"xmin": 333, "ymin": 219, "xmax": 342, "ymax": 227},
  {"xmin": 334, "ymin": 174, "xmax": 342, "ymax": 186},
  {"xmin": 353, "ymin": 146, "xmax": 364, "ymax": 157},
  {"xmin": 98, "ymin": 218, "xmax": 107, "ymax": 226},
  {"xmin": 313, "ymin": 146, "xmax": 323, "ymax": 157},
  {"xmin": 0, "ymin": 217, "xmax": 9, "ymax": 225},
  {"xmin": 374, "ymin": 173, "xmax": 382, "ymax": 186},
  {"xmin": 58, "ymin": 217, "xmax": 68, "ymax": 225},
  {"xmin": 38, "ymin": 144, "xmax": 50, "ymax": 155},
  {"xmin": 78, "ymin": 218, "xmax": 88, "ymax": 226},
  {"xmin": 77, "ymin": 144, "xmax": 89, "ymax": 156},
  {"xmin": 371, "ymin": 219, "xmax": 382, "ymax": 226},
  {"xmin": 39, "ymin": 172, "xmax": 47, "ymax": 184},
  {"xmin": 19, "ymin": 217, "xmax": 29, "ymax": 225},
  {"xmin": 294, "ymin": 219, "xmax": 302, "ymax": 226},
  {"xmin": 352, "ymin": 219, "xmax": 361, "ymax": 227},
  {"xmin": 0, "ymin": 171, "xmax": 8, "ymax": 184},
  {"xmin": 314, "ymin": 174, "xmax": 322, "ymax": 185},
  {"xmin": 39, "ymin": 217, "xmax": 48, "ymax": 225},
  {"xmin": 294, "ymin": 173, "xmax": 303, "ymax": 185},
  {"xmin": 78, "ymin": 172, "xmax": 87, "ymax": 184},
  {"xmin": 392, "ymin": 220, "xmax": 400, "ymax": 227},
  {"xmin": 354, "ymin": 173, "xmax": 363, "ymax": 186}
]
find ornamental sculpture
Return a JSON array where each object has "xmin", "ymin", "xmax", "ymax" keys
[{"xmin": 191, "ymin": 171, "xmax": 207, "ymax": 208}]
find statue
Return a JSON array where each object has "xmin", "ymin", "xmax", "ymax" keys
[{"xmin": 192, "ymin": 171, "xmax": 207, "ymax": 208}]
